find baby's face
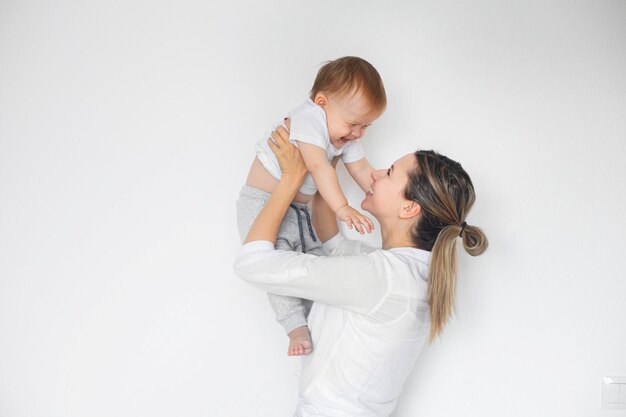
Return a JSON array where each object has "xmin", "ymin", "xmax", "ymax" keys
[{"xmin": 321, "ymin": 91, "xmax": 382, "ymax": 149}]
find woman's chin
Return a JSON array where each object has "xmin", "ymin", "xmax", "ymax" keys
[{"xmin": 360, "ymin": 197, "xmax": 372, "ymax": 213}]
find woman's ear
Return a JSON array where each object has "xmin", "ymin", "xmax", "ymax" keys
[
  {"xmin": 398, "ymin": 201, "xmax": 421, "ymax": 220},
  {"xmin": 314, "ymin": 93, "xmax": 328, "ymax": 108}
]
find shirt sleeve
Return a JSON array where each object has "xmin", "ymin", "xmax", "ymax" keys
[
  {"xmin": 288, "ymin": 106, "xmax": 329, "ymax": 149},
  {"xmin": 233, "ymin": 239, "xmax": 388, "ymax": 315},
  {"xmin": 323, "ymin": 233, "xmax": 376, "ymax": 256},
  {"xmin": 340, "ymin": 140, "xmax": 366, "ymax": 164}
]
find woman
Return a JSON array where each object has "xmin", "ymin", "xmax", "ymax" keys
[{"xmin": 234, "ymin": 123, "xmax": 488, "ymax": 417}]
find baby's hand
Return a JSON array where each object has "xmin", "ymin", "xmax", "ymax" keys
[{"xmin": 336, "ymin": 205, "xmax": 374, "ymax": 234}]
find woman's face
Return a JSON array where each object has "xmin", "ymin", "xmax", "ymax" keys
[{"xmin": 361, "ymin": 153, "xmax": 417, "ymax": 220}]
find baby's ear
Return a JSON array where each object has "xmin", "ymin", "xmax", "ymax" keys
[{"xmin": 314, "ymin": 93, "xmax": 328, "ymax": 108}]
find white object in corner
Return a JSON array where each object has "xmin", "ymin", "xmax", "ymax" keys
[{"xmin": 602, "ymin": 376, "xmax": 626, "ymax": 409}]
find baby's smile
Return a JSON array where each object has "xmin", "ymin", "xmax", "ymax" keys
[{"xmin": 334, "ymin": 136, "xmax": 354, "ymax": 147}]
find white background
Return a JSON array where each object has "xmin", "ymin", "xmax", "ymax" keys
[{"xmin": 1, "ymin": 0, "xmax": 625, "ymax": 416}]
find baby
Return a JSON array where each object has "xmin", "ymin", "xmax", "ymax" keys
[{"xmin": 237, "ymin": 56, "xmax": 386, "ymax": 356}]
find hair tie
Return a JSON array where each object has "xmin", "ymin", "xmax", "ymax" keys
[{"xmin": 459, "ymin": 221, "xmax": 467, "ymax": 237}]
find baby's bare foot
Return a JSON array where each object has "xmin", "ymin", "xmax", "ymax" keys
[{"xmin": 287, "ymin": 326, "xmax": 312, "ymax": 356}]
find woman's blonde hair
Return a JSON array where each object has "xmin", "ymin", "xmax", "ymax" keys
[
  {"xmin": 309, "ymin": 56, "xmax": 387, "ymax": 114},
  {"xmin": 404, "ymin": 150, "xmax": 488, "ymax": 343}
]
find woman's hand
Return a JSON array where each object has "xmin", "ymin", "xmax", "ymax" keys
[
  {"xmin": 244, "ymin": 120, "xmax": 305, "ymax": 245},
  {"xmin": 268, "ymin": 119, "xmax": 307, "ymax": 181}
]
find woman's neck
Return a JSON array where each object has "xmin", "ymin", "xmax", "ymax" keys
[{"xmin": 380, "ymin": 222, "xmax": 417, "ymax": 250}]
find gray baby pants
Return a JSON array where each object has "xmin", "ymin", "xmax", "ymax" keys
[{"xmin": 236, "ymin": 185, "xmax": 324, "ymax": 334}]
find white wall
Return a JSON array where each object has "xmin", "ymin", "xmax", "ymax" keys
[{"xmin": 1, "ymin": 0, "xmax": 625, "ymax": 416}]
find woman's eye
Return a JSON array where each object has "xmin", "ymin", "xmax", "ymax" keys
[{"xmin": 386, "ymin": 168, "xmax": 391, "ymax": 175}]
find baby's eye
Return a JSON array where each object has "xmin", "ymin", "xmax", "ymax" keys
[{"xmin": 349, "ymin": 123, "xmax": 358, "ymax": 127}]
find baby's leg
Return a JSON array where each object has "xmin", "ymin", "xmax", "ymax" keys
[
  {"xmin": 236, "ymin": 186, "xmax": 312, "ymax": 356},
  {"xmin": 273, "ymin": 237, "xmax": 311, "ymax": 356},
  {"xmin": 273, "ymin": 202, "xmax": 324, "ymax": 356},
  {"xmin": 266, "ymin": 291, "xmax": 311, "ymax": 356}
]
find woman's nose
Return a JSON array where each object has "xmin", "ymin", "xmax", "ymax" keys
[{"xmin": 371, "ymin": 169, "xmax": 384, "ymax": 181}]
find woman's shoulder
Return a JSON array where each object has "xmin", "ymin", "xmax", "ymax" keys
[
  {"xmin": 386, "ymin": 247, "xmax": 430, "ymax": 281},
  {"xmin": 387, "ymin": 247, "xmax": 431, "ymax": 268},
  {"xmin": 325, "ymin": 235, "xmax": 429, "ymax": 262},
  {"xmin": 323, "ymin": 234, "xmax": 378, "ymax": 256},
  {"xmin": 324, "ymin": 236, "xmax": 429, "ymax": 287}
]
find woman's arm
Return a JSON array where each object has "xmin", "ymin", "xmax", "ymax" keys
[
  {"xmin": 244, "ymin": 122, "xmax": 307, "ymax": 244},
  {"xmin": 236, "ymin": 122, "xmax": 389, "ymax": 314},
  {"xmin": 234, "ymin": 242, "xmax": 387, "ymax": 314}
]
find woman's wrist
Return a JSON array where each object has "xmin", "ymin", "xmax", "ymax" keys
[
  {"xmin": 281, "ymin": 171, "xmax": 306, "ymax": 186},
  {"xmin": 243, "ymin": 118, "xmax": 307, "ymax": 245},
  {"xmin": 272, "ymin": 173, "xmax": 304, "ymax": 206},
  {"xmin": 244, "ymin": 178, "xmax": 298, "ymax": 244}
]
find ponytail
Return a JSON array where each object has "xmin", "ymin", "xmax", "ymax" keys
[
  {"xmin": 404, "ymin": 151, "xmax": 488, "ymax": 343},
  {"xmin": 428, "ymin": 223, "xmax": 487, "ymax": 343}
]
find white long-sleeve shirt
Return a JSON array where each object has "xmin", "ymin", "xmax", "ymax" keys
[{"xmin": 234, "ymin": 234, "xmax": 432, "ymax": 417}]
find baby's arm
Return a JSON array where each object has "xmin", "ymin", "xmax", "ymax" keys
[
  {"xmin": 345, "ymin": 157, "xmax": 375, "ymax": 192},
  {"xmin": 297, "ymin": 142, "xmax": 374, "ymax": 234}
]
